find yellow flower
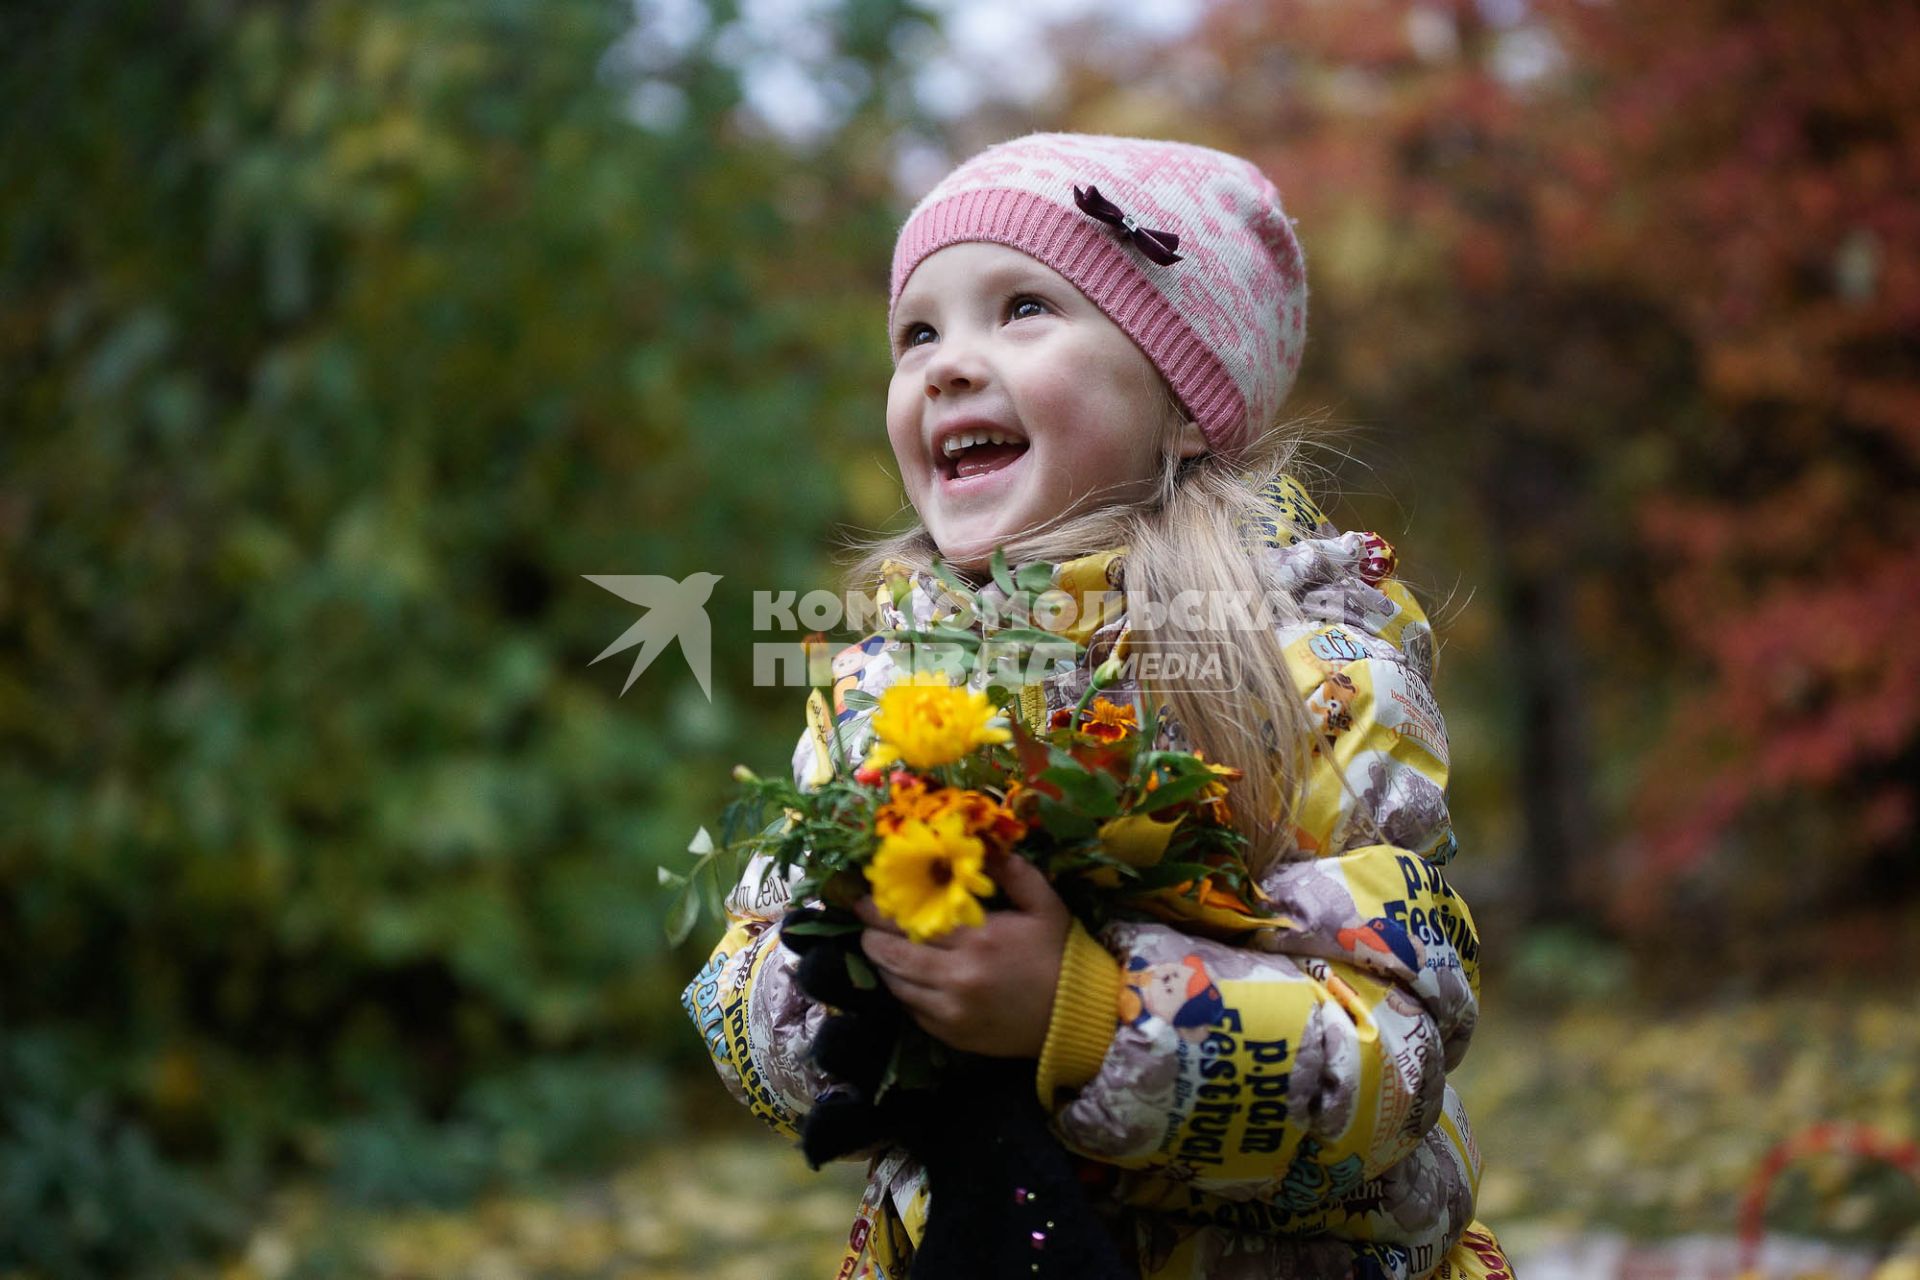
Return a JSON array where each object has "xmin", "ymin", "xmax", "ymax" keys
[
  {"xmin": 863, "ymin": 671, "xmax": 1010, "ymax": 771},
  {"xmin": 865, "ymin": 808, "xmax": 994, "ymax": 943}
]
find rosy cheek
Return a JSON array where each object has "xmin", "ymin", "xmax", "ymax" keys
[{"xmin": 884, "ymin": 422, "xmax": 919, "ymax": 472}]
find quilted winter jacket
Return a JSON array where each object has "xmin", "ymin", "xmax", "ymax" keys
[{"xmin": 682, "ymin": 477, "xmax": 1510, "ymax": 1280}]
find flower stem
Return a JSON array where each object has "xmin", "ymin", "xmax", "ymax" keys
[{"xmin": 1072, "ymin": 655, "xmax": 1124, "ymax": 721}]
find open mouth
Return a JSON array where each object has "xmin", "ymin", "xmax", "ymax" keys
[{"xmin": 938, "ymin": 430, "xmax": 1030, "ymax": 484}]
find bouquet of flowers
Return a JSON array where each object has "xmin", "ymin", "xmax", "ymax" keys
[
  {"xmin": 665, "ymin": 552, "xmax": 1271, "ymax": 1279},
  {"xmin": 666, "ymin": 550, "xmax": 1265, "ymax": 974}
]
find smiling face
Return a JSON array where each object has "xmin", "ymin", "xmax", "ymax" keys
[{"xmin": 886, "ymin": 242, "xmax": 1208, "ymax": 572}]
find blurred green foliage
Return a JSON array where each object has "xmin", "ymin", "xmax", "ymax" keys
[
  {"xmin": 1, "ymin": 0, "xmax": 921, "ymax": 1269},
  {"xmin": 8, "ymin": 0, "xmax": 1916, "ymax": 1272}
]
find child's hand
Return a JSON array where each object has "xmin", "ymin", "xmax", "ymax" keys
[{"xmin": 854, "ymin": 854, "xmax": 1069, "ymax": 1058}]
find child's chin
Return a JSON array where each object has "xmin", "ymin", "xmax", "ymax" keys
[
  {"xmin": 931, "ymin": 499, "xmax": 1059, "ymax": 572},
  {"xmin": 929, "ymin": 535, "xmax": 994, "ymax": 574}
]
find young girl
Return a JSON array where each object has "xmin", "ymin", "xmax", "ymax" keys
[{"xmin": 682, "ymin": 132, "xmax": 1511, "ymax": 1280}]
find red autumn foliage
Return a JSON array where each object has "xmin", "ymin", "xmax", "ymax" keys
[
  {"xmin": 1023, "ymin": 0, "xmax": 1919, "ymax": 933},
  {"xmin": 1577, "ymin": 0, "xmax": 1920, "ymax": 904}
]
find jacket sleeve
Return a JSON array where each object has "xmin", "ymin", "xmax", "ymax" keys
[
  {"xmin": 679, "ymin": 687, "xmax": 865, "ymax": 1142},
  {"xmin": 1038, "ymin": 617, "xmax": 1482, "ymax": 1251},
  {"xmin": 1042, "ymin": 895, "xmax": 1471, "ymax": 1192},
  {"xmin": 679, "ymin": 858, "xmax": 826, "ymax": 1142}
]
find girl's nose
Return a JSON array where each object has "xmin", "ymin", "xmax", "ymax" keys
[{"xmin": 923, "ymin": 337, "xmax": 985, "ymax": 399}]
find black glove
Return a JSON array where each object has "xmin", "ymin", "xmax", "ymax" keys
[
  {"xmin": 781, "ymin": 907, "xmax": 914, "ymax": 1168},
  {"xmin": 780, "ymin": 910, "xmax": 1134, "ymax": 1278}
]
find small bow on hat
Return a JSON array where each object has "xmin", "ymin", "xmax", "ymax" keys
[{"xmin": 1073, "ymin": 184, "xmax": 1184, "ymax": 265}]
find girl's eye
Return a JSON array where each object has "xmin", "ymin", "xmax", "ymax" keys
[{"xmin": 895, "ymin": 297, "xmax": 1045, "ymax": 352}]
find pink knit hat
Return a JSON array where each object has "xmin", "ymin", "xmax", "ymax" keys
[{"xmin": 889, "ymin": 132, "xmax": 1309, "ymax": 459}]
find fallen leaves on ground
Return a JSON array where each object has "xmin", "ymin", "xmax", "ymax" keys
[
  {"xmin": 203, "ymin": 987, "xmax": 1920, "ymax": 1279},
  {"xmin": 1453, "ymin": 987, "xmax": 1920, "ymax": 1260},
  {"xmin": 212, "ymin": 1135, "xmax": 865, "ymax": 1280}
]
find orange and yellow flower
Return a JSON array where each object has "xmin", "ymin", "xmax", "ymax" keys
[
  {"xmin": 942, "ymin": 788, "xmax": 1027, "ymax": 856},
  {"xmin": 866, "ymin": 808, "xmax": 995, "ymax": 942},
  {"xmin": 1193, "ymin": 753, "xmax": 1244, "ymax": 826},
  {"xmin": 1142, "ymin": 751, "xmax": 1242, "ymax": 825},
  {"xmin": 873, "ymin": 773, "xmax": 943, "ymax": 836},
  {"xmin": 1167, "ymin": 874, "xmax": 1261, "ymax": 916},
  {"xmin": 1081, "ymin": 696, "xmax": 1140, "ymax": 742},
  {"xmin": 1049, "ymin": 695, "xmax": 1139, "ymax": 743},
  {"xmin": 874, "ymin": 782, "xmax": 1026, "ymax": 855},
  {"xmin": 1000, "ymin": 776, "xmax": 1041, "ymax": 821},
  {"xmin": 863, "ymin": 672, "xmax": 1010, "ymax": 771}
]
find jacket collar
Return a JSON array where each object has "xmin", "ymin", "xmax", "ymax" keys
[{"xmin": 874, "ymin": 474, "xmax": 1332, "ymax": 645}]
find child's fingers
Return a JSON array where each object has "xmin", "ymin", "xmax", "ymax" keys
[
  {"xmin": 872, "ymin": 964, "xmax": 943, "ymax": 1008},
  {"xmin": 870, "ymin": 972, "xmax": 960, "ymax": 1036},
  {"xmin": 990, "ymin": 852, "xmax": 1062, "ymax": 916},
  {"xmin": 862, "ymin": 954, "xmax": 957, "ymax": 1030},
  {"xmin": 859, "ymin": 927, "xmax": 942, "ymax": 983},
  {"xmin": 851, "ymin": 897, "xmax": 903, "ymax": 934}
]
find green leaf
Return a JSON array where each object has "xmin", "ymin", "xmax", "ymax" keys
[
  {"xmin": 845, "ymin": 951, "xmax": 878, "ymax": 991},
  {"xmin": 1035, "ymin": 796, "xmax": 1099, "ymax": 840},
  {"xmin": 875, "ymin": 1038, "xmax": 902, "ymax": 1102},
  {"xmin": 779, "ymin": 918, "xmax": 861, "ymax": 938},
  {"xmin": 665, "ymin": 886, "xmax": 701, "ymax": 947},
  {"xmin": 691, "ymin": 855, "xmax": 731, "ymax": 934},
  {"xmin": 919, "ymin": 625, "xmax": 987, "ymax": 647},
  {"xmin": 720, "ymin": 795, "xmax": 763, "ymax": 848},
  {"xmin": 1133, "ymin": 769, "xmax": 1218, "ymax": 812},
  {"xmin": 983, "ymin": 628, "xmax": 1079, "ymax": 651},
  {"xmin": 1136, "ymin": 860, "xmax": 1211, "ymax": 886},
  {"xmin": 1042, "ymin": 768, "xmax": 1121, "ymax": 817},
  {"xmin": 1014, "ymin": 561, "xmax": 1055, "ymax": 593},
  {"xmin": 929, "ymin": 559, "xmax": 978, "ymax": 604},
  {"xmin": 841, "ymin": 688, "xmax": 877, "ymax": 710},
  {"xmin": 990, "ymin": 547, "xmax": 1016, "ymax": 596}
]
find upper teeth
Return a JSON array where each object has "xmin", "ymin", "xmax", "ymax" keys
[{"xmin": 942, "ymin": 429, "xmax": 1022, "ymax": 457}]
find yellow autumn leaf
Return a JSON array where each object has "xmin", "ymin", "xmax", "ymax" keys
[{"xmin": 1096, "ymin": 813, "xmax": 1183, "ymax": 867}]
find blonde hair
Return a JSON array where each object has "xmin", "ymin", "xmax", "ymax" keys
[{"xmin": 840, "ymin": 389, "xmax": 1323, "ymax": 876}]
